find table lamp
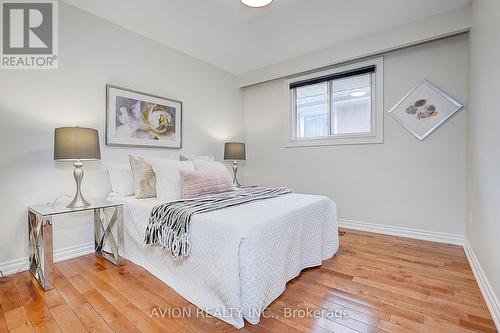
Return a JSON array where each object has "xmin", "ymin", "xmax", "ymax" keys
[
  {"xmin": 224, "ymin": 142, "xmax": 246, "ymax": 187},
  {"xmin": 54, "ymin": 127, "xmax": 101, "ymax": 208}
]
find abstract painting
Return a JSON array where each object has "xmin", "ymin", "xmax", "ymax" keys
[
  {"xmin": 106, "ymin": 85, "xmax": 182, "ymax": 148},
  {"xmin": 388, "ymin": 80, "xmax": 462, "ymax": 140}
]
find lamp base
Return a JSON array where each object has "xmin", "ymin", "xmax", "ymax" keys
[
  {"xmin": 232, "ymin": 161, "xmax": 241, "ymax": 188},
  {"xmin": 67, "ymin": 192, "xmax": 91, "ymax": 209},
  {"xmin": 67, "ymin": 161, "xmax": 91, "ymax": 208}
]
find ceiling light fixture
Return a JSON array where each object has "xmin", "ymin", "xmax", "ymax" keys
[
  {"xmin": 241, "ymin": 0, "xmax": 273, "ymax": 8},
  {"xmin": 350, "ymin": 90, "xmax": 367, "ymax": 97}
]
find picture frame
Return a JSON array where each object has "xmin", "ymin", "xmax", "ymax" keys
[
  {"xmin": 106, "ymin": 85, "xmax": 182, "ymax": 148},
  {"xmin": 388, "ymin": 79, "xmax": 463, "ymax": 141}
]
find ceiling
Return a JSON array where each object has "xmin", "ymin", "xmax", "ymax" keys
[{"xmin": 63, "ymin": 0, "xmax": 471, "ymax": 75}]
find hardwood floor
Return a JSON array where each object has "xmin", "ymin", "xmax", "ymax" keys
[{"xmin": 0, "ymin": 228, "xmax": 496, "ymax": 333}]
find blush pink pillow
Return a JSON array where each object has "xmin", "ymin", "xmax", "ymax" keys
[{"xmin": 180, "ymin": 169, "xmax": 235, "ymax": 199}]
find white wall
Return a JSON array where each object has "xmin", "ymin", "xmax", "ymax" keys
[
  {"xmin": 243, "ymin": 34, "xmax": 468, "ymax": 236},
  {"xmin": 466, "ymin": 0, "xmax": 500, "ymax": 321},
  {"xmin": 0, "ymin": 3, "xmax": 243, "ymax": 267}
]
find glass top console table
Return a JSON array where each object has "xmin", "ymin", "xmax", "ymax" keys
[{"xmin": 28, "ymin": 200, "xmax": 123, "ymax": 291}]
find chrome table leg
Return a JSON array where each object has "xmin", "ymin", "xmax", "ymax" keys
[
  {"xmin": 94, "ymin": 206, "xmax": 122, "ymax": 265},
  {"xmin": 28, "ymin": 211, "xmax": 54, "ymax": 291}
]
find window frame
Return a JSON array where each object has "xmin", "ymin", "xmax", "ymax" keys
[{"xmin": 286, "ymin": 57, "xmax": 384, "ymax": 147}]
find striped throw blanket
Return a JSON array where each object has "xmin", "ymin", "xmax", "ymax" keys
[{"xmin": 145, "ymin": 187, "xmax": 292, "ymax": 259}]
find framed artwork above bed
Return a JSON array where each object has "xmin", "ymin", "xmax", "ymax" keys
[{"xmin": 106, "ymin": 85, "xmax": 182, "ymax": 148}]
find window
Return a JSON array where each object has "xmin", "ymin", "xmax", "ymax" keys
[
  {"xmin": 296, "ymin": 82, "xmax": 328, "ymax": 138},
  {"xmin": 287, "ymin": 58, "xmax": 383, "ymax": 146}
]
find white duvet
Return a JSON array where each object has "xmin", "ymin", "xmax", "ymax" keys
[{"xmin": 108, "ymin": 193, "xmax": 339, "ymax": 328}]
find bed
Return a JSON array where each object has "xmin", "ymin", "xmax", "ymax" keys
[{"xmin": 108, "ymin": 192, "xmax": 339, "ymax": 328}]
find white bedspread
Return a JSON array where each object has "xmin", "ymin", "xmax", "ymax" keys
[{"xmin": 108, "ymin": 193, "xmax": 338, "ymax": 328}]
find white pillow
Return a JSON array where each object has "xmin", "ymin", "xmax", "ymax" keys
[
  {"xmin": 198, "ymin": 155, "xmax": 215, "ymax": 161},
  {"xmin": 106, "ymin": 163, "xmax": 134, "ymax": 196},
  {"xmin": 151, "ymin": 159, "xmax": 195, "ymax": 201},
  {"xmin": 192, "ymin": 159, "xmax": 228, "ymax": 173}
]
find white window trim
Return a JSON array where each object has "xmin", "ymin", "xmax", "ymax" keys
[{"xmin": 285, "ymin": 57, "xmax": 384, "ymax": 147}]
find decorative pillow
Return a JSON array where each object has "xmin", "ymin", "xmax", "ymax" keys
[
  {"xmin": 106, "ymin": 163, "xmax": 134, "ymax": 196},
  {"xmin": 192, "ymin": 159, "xmax": 228, "ymax": 173},
  {"xmin": 151, "ymin": 159, "xmax": 195, "ymax": 201},
  {"xmin": 180, "ymin": 155, "xmax": 215, "ymax": 162},
  {"xmin": 180, "ymin": 170, "xmax": 234, "ymax": 199},
  {"xmin": 129, "ymin": 155, "xmax": 156, "ymax": 199}
]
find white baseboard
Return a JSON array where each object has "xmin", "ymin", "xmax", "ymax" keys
[
  {"xmin": 54, "ymin": 242, "xmax": 95, "ymax": 263},
  {"xmin": 463, "ymin": 239, "xmax": 500, "ymax": 331},
  {"xmin": 0, "ymin": 257, "xmax": 29, "ymax": 277},
  {"xmin": 338, "ymin": 219, "xmax": 464, "ymax": 245},
  {"xmin": 0, "ymin": 242, "xmax": 94, "ymax": 277}
]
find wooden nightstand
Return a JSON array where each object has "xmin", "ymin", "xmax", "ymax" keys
[{"xmin": 27, "ymin": 200, "xmax": 123, "ymax": 291}]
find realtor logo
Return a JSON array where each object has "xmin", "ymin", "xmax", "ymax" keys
[{"xmin": 1, "ymin": 0, "xmax": 58, "ymax": 69}]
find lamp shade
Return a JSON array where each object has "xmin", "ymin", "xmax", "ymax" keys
[
  {"xmin": 224, "ymin": 142, "xmax": 246, "ymax": 161},
  {"xmin": 54, "ymin": 127, "xmax": 101, "ymax": 161}
]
